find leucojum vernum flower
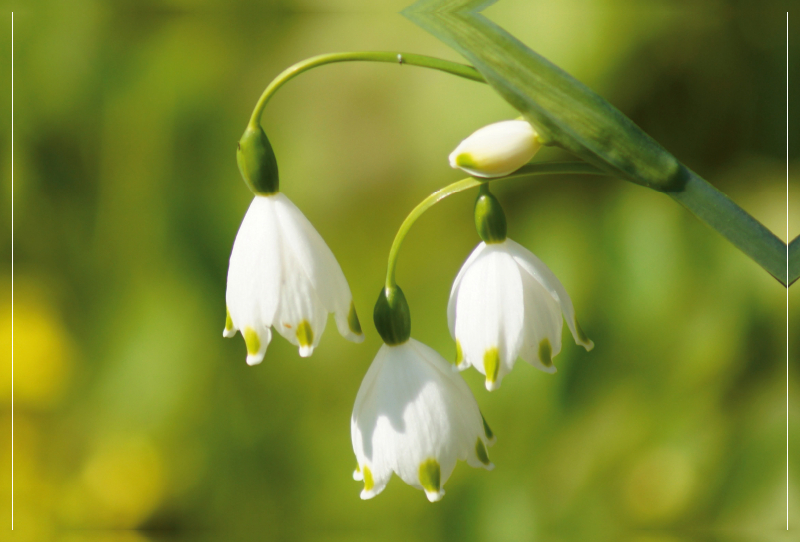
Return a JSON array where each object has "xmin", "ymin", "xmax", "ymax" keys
[
  {"xmin": 225, "ymin": 125, "xmax": 364, "ymax": 365},
  {"xmin": 224, "ymin": 54, "xmax": 593, "ymax": 502}
]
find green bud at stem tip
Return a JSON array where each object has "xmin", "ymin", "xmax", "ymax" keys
[
  {"xmin": 373, "ymin": 285, "xmax": 411, "ymax": 345},
  {"xmin": 237, "ymin": 125, "xmax": 279, "ymax": 195},
  {"xmin": 474, "ymin": 184, "xmax": 507, "ymax": 243}
]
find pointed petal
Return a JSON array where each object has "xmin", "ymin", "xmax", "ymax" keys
[
  {"xmin": 465, "ymin": 437, "xmax": 495, "ymax": 471},
  {"xmin": 517, "ymin": 266, "xmax": 563, "ymax": 373},
  {"xmin": 453, "ymin": 244, "xmax": 524, "ymax": 389},
  {"xmin": 447, "ymin": 242, "xmax": 487, "ymax": 338},
  {"xmin": 505, "ymin": 239, "xmax": 594, "ymax": 351},
  {"xmin": 270, "ymin": 238, "xmax": 328, "ymax": 357},
  {"xmin": 223, "ymin": 307, "xmax": 237, "ymax": 338},
  {"xmin": 226, "ymin": 196, "xmax": 282, "ymax": 364},
  {"xmin": 272, "ymin": 194, "xmax": 362, "ymax": 343},
  {"xmin": 335, "ymin": 301, "xmax": 365, "ymax": 344},
  {"xmin": 244, "ymin": 326, "xmax": 272, "ymax": 366}
]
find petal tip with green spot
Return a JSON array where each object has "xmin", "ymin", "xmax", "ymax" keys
[
  {"xmin": 419, "ymin": 459, "xmax": 443, "ymax": 502},
  {"xmin": 359, "ymin": 464, "xmax": 377, "ymax": 500},
  {"xmin": 475, "ymin": 438, "xmax": 493, "ymax": 470},
  {"xmin": 296, "ymin": 320, "xmax": 314, "ymax": 358},
  {"xmin": 537, "ymin": 338, "xmax": 557, "ymax": 373},
  {"xmin": 244, "ymin": 327, "xmax": 264, "ymax": 366},
  {"xmin": 576, "ymin": 322, "xmax": 594, "ymax": 351},
  {"xmin": 347, "ymin": 302, "xmax": 363, "ymax": 338},
  {"xmin": 223, "ymin": 308, "xmax": 236, "ymax": 338},
  {"xmin": 481, "ymin": 413, "xmax": 496, "ymax": 444},
  {"xmin": 454, "ymin": 152, "xmax": 479, "ymax": 170},
  {"xmin": 483, "ymin": 347, "xmax": 500, "ymax": 390}
]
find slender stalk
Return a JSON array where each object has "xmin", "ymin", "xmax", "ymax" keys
[
  {"xmin": 248, "ymin": 52, "xmax": 485, "ymax": 129},
  {"xmin": 385, "ymin": 162, "xmax": 606, "ymax": 288}
]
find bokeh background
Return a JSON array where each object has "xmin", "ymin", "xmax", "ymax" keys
[{"xmin": 1, "ymin": 0, "xmax": 798, "ymax": 540}]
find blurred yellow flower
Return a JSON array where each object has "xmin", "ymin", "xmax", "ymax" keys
[{"xmin": 1, "ymin": 281, "xmax": 74, "ymax": 409}]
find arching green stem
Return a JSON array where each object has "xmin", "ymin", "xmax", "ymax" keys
[
  {"xmin": 384, "ymin": 161, "xmax": 606, "ymax": 288},
  {"xmin": 248, "ymin": 52, "xmax": 485, "ymax": 129}
]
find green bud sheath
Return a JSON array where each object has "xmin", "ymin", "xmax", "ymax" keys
[
  {"xmin": 237, "ymin": 125, "xmax": 279, "ymax": 195},
  {"xmin": 373, "ymin": 285, "xmax": 411, "ymax": 345},
  {"xmin": 474, "ymin": 184, "xmax": 507, "ymax": 243}
]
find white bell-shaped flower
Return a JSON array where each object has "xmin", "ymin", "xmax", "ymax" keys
[
  {"xmin": 224, "ymin": 193, "xmax": 364, "ymax": 365},
  {"xmin": 351, "ymin": 338, "xmax": 495, "ymax": 502},
  {"xmin": 448, "ymin": 239, "xmax": 594, "ymax": 390},
  {"xmin": 449, "ymin": 120, "xmax": 542, "ymax": 178}
]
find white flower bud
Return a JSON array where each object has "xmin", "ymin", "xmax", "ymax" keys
[{"xmin": 448, "ymin": 120, "xmax": 542, "ymax": 178}]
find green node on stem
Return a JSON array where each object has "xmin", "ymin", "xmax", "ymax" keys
[
  {"xmin": 237, "ymin": 125, "xmax": 279, "ymax": 195},
  {"xmin": 373, "ymin": 285, "xmax": 411, "ymax": 345},
  {"xmin": 474, "ymin": 184, "xmax": 507, "ymax": 243}
]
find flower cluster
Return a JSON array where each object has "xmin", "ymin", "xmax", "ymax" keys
[{"xmin": 224, "ymin": 119, "xmax": 592, "ymax": 502}]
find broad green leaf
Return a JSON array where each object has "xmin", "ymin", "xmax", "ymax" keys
[
  {"xmin": 405, "ymin": 0, "xmax": 789, "ymax": 287},
  {"xmin": 790, "ymin": 236, "xmax": 800, "ymax": 286},
  {"xmin": 404, "ymin": 0, "xmax": 683, "ymax": 192}
]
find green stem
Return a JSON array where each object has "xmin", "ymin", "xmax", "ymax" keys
[
  {"xmin": 248, "ymin": 52, "xmax": 485, "ymax": 129},
  {"xmin": 385, "ymin": 161, "xmax": 606, "ymax": 288}
]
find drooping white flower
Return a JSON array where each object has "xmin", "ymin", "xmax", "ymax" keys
[
  {"xmin": 351, "ymin": 338, "xmax": 495, "ymax": 502},
  {"xmin": 449, "ymin": 120, "xmax": 542, "ymax": 178},
  {"xmin": 448, "ymin": 239, "xmax": 594, "ymax": 390},
  {"xmin": 224, "ymin": 193, "xmax": 364, "ymax": 365}
]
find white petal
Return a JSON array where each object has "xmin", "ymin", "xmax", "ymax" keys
[
  {"xmin": 272, "ymin": 193, "xmax": 363, "ymax": 343},
  {"xmin": 454, "ymin": 244, "xmax": 525, "ymax": 390},
  {"xmin": 448, "ymin": 120, "xmax": 541, "ymax": 178},
  {"xmin": 447, "ymin": 242, "xmax": 488, "ymax": 339},
  {"xmin": 245, "ymin": 327, "xmax": 272, "ymax": 366},
  {"xmin": 225, "ymin": 196, "xmax": 281, "ymax": 364},
  {"xmin": 518, "ymin": 266, "xmax": 563, "ymax": 374},
  {"xmin": 505, "ymin": 239, "xmax": 594, "ymax": 351},
  {"xmin": 270, "ymin": 238, "xmax": 328, "ymax": 358}
]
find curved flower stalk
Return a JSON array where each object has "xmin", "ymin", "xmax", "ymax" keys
[
  {"xmin": 449, "ymin": 120, "xmax": 542, "ymax": 178},
  {"xmin": 225, "ymin": 125, "xmax": 363, "ymax": 365},
  {"xmin": 352, "ymin": 287, "xmax": 494, "ymax": 502},
  {"xmin": 448, "ymin": 186, "xmax": 593, "ymax": 390}
]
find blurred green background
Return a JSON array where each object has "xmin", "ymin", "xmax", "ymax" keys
[{"xmin": 1, "ymin": 0, "xmax": 797, "ymax": 540}]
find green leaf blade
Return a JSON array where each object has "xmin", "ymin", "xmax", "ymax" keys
[
  {"xmin": 669, "ymin": 170, "xmax": 788, "ymax": 286},
  {"xmin": 789, "ymin": 236, "xmax": 800, "ymax": 286},
  {"xmin": 403, "ymin": 4, "xmax": 685, "ymax": 192}
]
